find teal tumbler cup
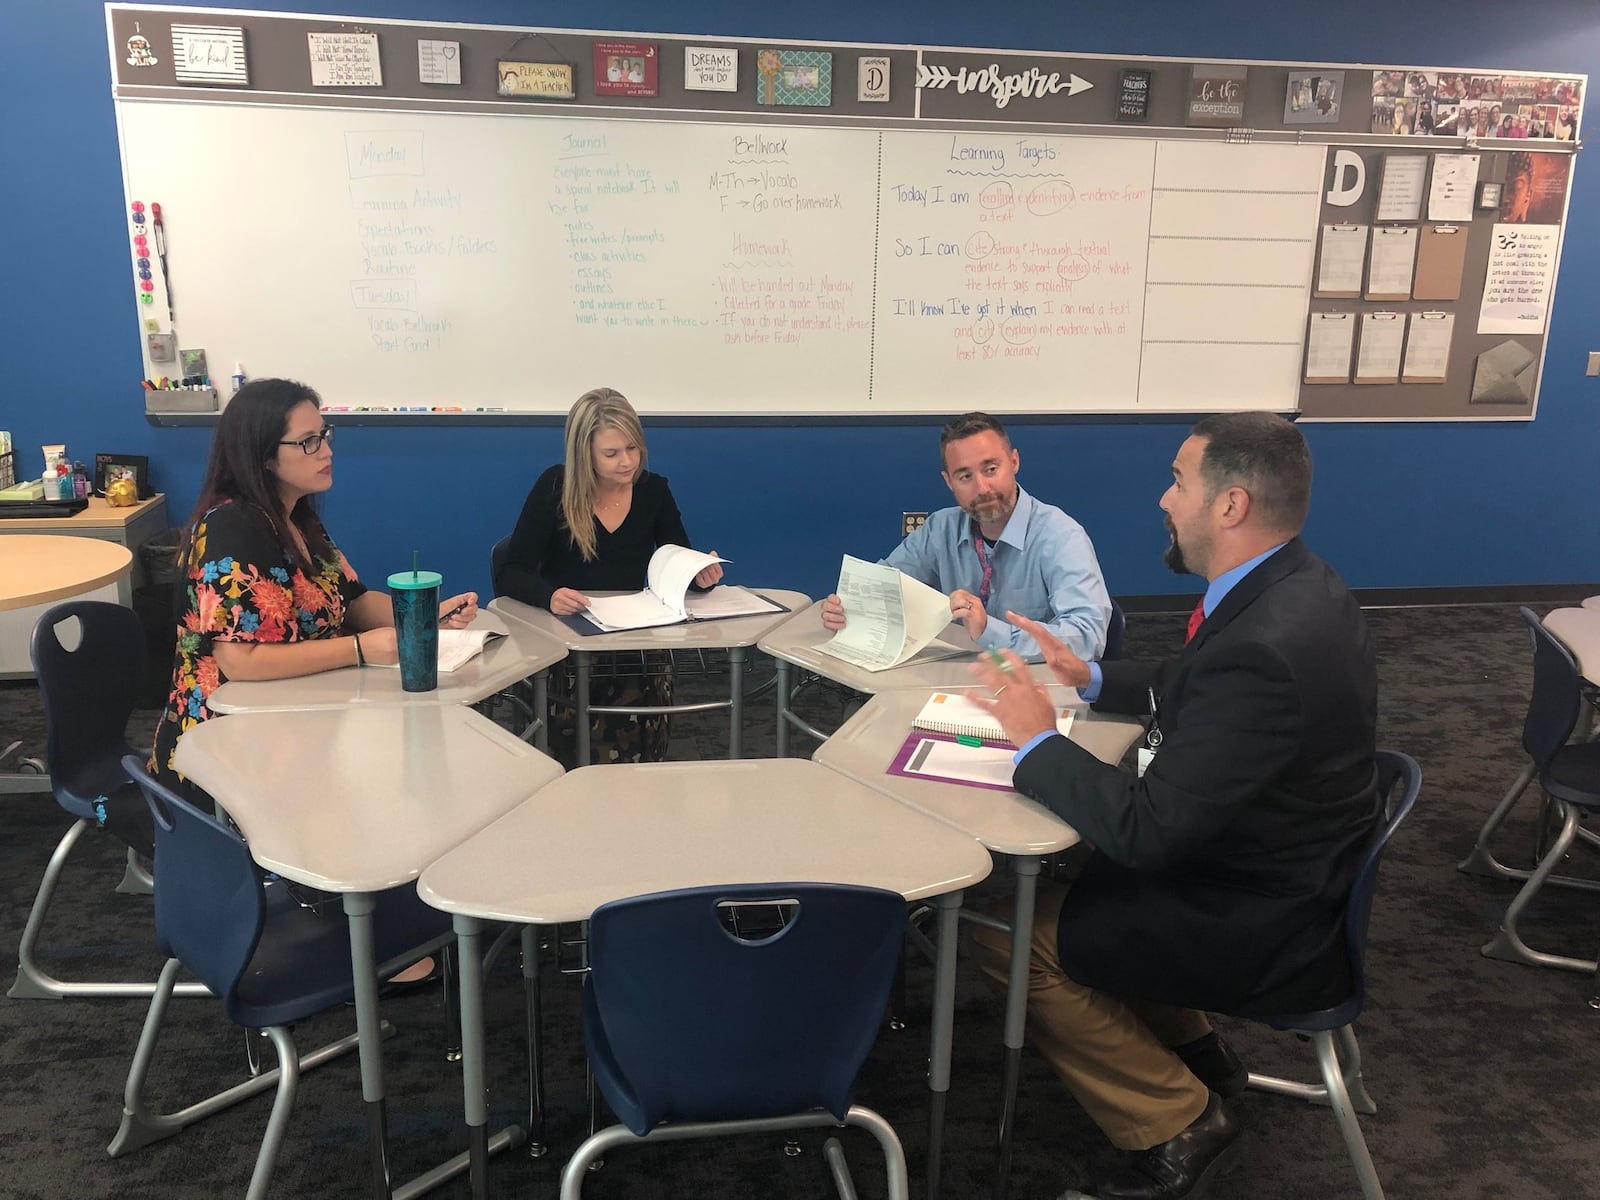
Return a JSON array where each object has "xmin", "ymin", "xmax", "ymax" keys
[{"xmin": 387, "ymin": 570, "xmax": 441, "ymax": 692}]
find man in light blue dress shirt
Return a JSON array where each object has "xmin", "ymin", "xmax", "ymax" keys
[{"xmin": 820, "ymin": 412, "xmax": 1111, "ymax": 662}]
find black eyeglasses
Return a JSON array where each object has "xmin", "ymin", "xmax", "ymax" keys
[{"xmin": 278, "ymin": 426, "xmax": 335, "ymax": 455}]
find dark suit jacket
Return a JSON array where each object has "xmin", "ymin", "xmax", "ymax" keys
[{"xmin": 1014, "ymin": 538, "xmax": 1379, "ymax": 1017}]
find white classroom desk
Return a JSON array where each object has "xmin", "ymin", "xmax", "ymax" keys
[
  {"xmin": 491, "ymin": 589, "xmax": 808, "ymax": 763},
  {"xmin": 207, "ymin": 611, "xmax": 568, "ymax": 748},
  {"xmin": 173, "ymin": 705, "xmax": 564, "ymax": 1200},
  {"xmin": 757, "ymin": 599, "xmax": 1057, "ymax": 754},
  {"xmin": 1543, "ymin": 606, "xmax": 1600, "ymax": 686},
  {"xmin": 815, "ymin": 685, "xmax": 1145, "ymax": 1200},
  {"xmin": 417, "ymin": 758, "xmax": 994, "ymax": 1200}
]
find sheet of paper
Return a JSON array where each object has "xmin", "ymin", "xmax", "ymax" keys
[
  {"xmin": 1478, "ymin": 223, "xmax": 1560, "ymax": 335},
  {"xmin": 901, "ymin": 737, "xmax": 1018, "ymax": 788},
  {"xmin": 1365, "ymin": 227, "xmax": 1418, "ymax": 299},
  {"xmin": 417, "ymin": 40, "xmax": 462, "ymax": 86},
  {"xmin": 581, "ymin": 544, "xmax": 727, "ymax": 630},
  {"xmin": 1427, "ymin": 153, "xmax": 1479, "ymax": 222},
  {"xmin": 1314, "ymin": 225, "xmax": 1368, "ymax": 296},
  {"xmin": 1401, "ymin": 312, "xmax": 1455, "ymax": 382},
  {"xmin": 1304, "ymin": 313, "xmax": 1356, "ymax": 382},
  {"xmin": 816, "ymin": 555, "xmax": 953, "ymax": 672},
  {"xmin": 1375, "ymin": 155, "xmax": 1427, "ymax": 222},
  {"xmin": 1354, "ymin": 312, "xmax": 1405, "ymax": 383},
  {"xmin": 683, "ymin": 584, "xmax": 783, "ymax": 620}
]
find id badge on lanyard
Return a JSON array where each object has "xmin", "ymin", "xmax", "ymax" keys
[{"xmin": 1138, "ymin": 685, "xmax": 1162, "ymax": 778}]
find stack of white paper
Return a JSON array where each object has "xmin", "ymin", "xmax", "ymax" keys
[{"xmin": 814, "ymin": 555, "xmax": 954, "ymax": 672}]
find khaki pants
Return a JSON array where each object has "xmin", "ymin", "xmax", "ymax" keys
[{"xmin": 967, "ymin": 880, "xmax": 1210, "ymax": 1150}]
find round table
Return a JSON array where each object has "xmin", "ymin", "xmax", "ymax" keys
[
  {"xmin": 1, "ymin": 535, "xmax": 135, "ymax": 792},
  {"xmin": 0, "ymin": 535, "xmax": 134, "ymax": 612}
]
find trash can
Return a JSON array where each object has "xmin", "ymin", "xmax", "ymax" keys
[
  {"xmin": 140, "ymin": 527, "xmax": 184, "ymax": 589},
  {"xmin": 134, "ymin": 528, "xmax": 183, "ymax": 709}
]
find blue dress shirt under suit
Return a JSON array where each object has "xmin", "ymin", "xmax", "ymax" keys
[{"xmin": 881, "ymin": 485, "xmax": 1111, "ymax": 663}]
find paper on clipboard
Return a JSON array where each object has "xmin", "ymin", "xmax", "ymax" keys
[
  {"xmin": 1375, "ymin": 154, "xmax": 1427, "ymax": 222},
  {"xmin": 1304, "ymin": 313, "xmax": 1355, "ymax": 383},
  {"xmin": 1314, "ymin": 224, "xmax": 1367, "ymax": 297},
  {"xmin": 1364, "ymin": 226, "xmax": 1417, "ymax": 300},
  {"xmin": 1354, "ymin": 312, "xmax": 1404, "ymax": 384},
  {"xmin": 1401, "ymin": 312, "xmax": 1454, "ymax": 383},
  {"xmin": 1426, "ymin": 153, "xmax": 1479, "ymax": 222},
  {"xmin": 1413, "ymin": 225, "xmax": 1468, "ymax": 301}
]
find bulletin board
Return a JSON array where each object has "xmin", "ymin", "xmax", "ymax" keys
[{"xmin": 107, "ymin": 5, "xmax": 1583, "ymax": 421}]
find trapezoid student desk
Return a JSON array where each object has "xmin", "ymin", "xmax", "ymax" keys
[
  {"xmin": 206, "ymin": 610, "xmax": 568, "ymax": 750},
  {"xmin": 814, "ymin": 685, "xmax": 1146, "ymax": 1200},
  {"xmin": 758, "ymin": 599, "xmax": 1058, "ymax": 755},
  {"xmin": 173, "ymin": 704, "xmax": 564, "ymax": 1200},
  {"xmin": 416, "ymin": 757, "xmax": 993, "ymax": 1200},
  {"xmin": 0, "ymin": 535, "xmax": 134, "ymax": 791},
  {"xmin": 490, "ymin": 590, "xmax": 809, "ymax": 763}
]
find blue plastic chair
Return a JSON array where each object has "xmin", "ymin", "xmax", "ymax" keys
[
  {"xmin": 1478, "ymin": 609, "xmax": 1600, "ymax": 974},
  {"xmin": 560, "ymin": 883, "xmax": 911, "ymax": 1200},
  {"xmin": 1238, "ymin": 748, "xmax": 1422, "ymax": 1200},
  {"xmin": 9, "ymin": 601, "xmax": 207, "ymax": 1001},
  {"xmin": 110, "ymin": 756, "xmax": 452, "ymax": 1198}
]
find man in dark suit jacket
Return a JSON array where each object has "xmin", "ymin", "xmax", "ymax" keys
[{"xmin": 968, "ymin": 412, "xmax": 1379, "ymax": 1200}]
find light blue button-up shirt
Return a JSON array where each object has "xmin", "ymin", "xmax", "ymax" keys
[
  {"xmin": 881, "ymin": 486, "xmax": 1111, "ymax": 662},
  {"xmin": 1016, "ymin": 541, "xmax": 1288, "ymax": 762}
]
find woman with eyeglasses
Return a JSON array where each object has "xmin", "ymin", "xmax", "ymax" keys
[
  {"xmin": 495, "ymin": 387, "xmax": 721, "ymax": 765},
  {"xmin": 150, "ymin": 378, "xmax": 478, "ymax": 790}
]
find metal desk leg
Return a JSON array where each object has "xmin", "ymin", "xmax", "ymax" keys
[
  {"xmin": 927, "ymin": 889, "xmax": 964, "ymax": 1200},
  {"xmin": 775, "ymin": 660, "xmax": 791, "ymax": 759},
  {"xmin": 728, "ymin": 647, "xmax": 746, "ymax": 760},
  {"xmin": 342, "ymin": 891, "xmax": 392, "ymax": 1200},
  {"xmin": 453, "ymin": 916, "xmax": 490, "ymax": 1200},
  {"xmin": 575, "ymin": 652, "xmax": 592, "ymax": 766},
  {"xmin": 522, "ymin": 926, "xmax": 547, "ymax": 1158},
  {"xmin": 994, "ymin": 857, "xmax": 1039, "ymax": 1200},
  {"xmin": 533, "ymin": 670, "xmax": 550, "ymax": 754}
]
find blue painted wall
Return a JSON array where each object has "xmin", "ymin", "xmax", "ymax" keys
[{"xmin": 6, "ymin": 2, "xmax": 1597, "ymax": 600}]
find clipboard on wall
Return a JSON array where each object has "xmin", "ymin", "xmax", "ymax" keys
[
  {"xmin": 1412, "ymin": 225, "xmax": 1468, "ymax": 301},
  {"xmin": 1364, "ymin": 226, "xmax": 1418, "ymax": 301},
  {"xmin": 1400, "ymin": 311, "xmax": 1455, "ymax": 383},
  {"xmin": 1353, "ymin": 311, "xmax": 1404, "ymax": 384},
  {"xmin": 1304, "ymin": 312, "xmax": 1355, "ymax": 383},
  {"xmin": 1313, "ymin": 224, "xmax": 1366, "ymax": 298}
]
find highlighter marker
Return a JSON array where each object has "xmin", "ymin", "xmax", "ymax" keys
[{"xmin": 956, "ymin": 734, "xmax": 984, "ymax": 747}]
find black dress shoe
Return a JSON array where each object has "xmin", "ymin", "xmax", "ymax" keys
[
  {"xmin": 1091, "ymin": 1093, "xmax": 1242, "ymax": 1200},
  {"xmin": 1173, "ymin": 1031, "xmax": 1248, "ymax": 1099}
]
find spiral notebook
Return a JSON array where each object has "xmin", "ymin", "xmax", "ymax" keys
[{"xmin": 911, "ymin": 691, "xmax": 1074, "ymax": 745}]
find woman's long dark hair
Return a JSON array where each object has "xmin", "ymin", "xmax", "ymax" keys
[{"xmin": 179, "ymin": 378, "xmax": 334, "ymax": 575}]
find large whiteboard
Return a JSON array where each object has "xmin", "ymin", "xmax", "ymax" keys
[{"xmin": 117, "ymin": 100, "xmax": 1325, "ymax": 415}]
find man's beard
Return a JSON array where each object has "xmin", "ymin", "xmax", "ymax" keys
[
  {"xmin": 1162, "ymin": 515, "xmax": 1194, "ymax": 576},
  {"xmin": 965, "ymin": 489, "xmax": 1017, "ymax": 527}
]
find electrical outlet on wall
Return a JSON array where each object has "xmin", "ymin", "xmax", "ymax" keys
[{"xmin": 902, "ymin": 511, "xmax": 929, "ymax": 538}]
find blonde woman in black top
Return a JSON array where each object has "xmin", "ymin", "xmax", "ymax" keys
[{"xmin": 497, "ymin": 388, "xmax": 720, "ymax": 763}]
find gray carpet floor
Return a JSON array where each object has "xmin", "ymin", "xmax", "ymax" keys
[{"xmin": 3, "ymin": 602, "xmax": 1600, "ymax": 1198}]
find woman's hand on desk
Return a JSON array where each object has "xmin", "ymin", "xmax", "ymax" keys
[
  {"xmin": 549, "ymin": 587, "xmax": 591, "ymax": 616},
  {"xmin": 693, "ymin": 553, "xmax": 724, "ymax": 589},
  {"xmin": 821, "ymin": 594, "xmax": 847, "ymax": 631},
  {"xmin": 438, "ymin": 591, "xmax": 478, "ymax": 628},
  {"xmin": 358, "ymin": 627, "xmax": 399, "ymax": 665},
  {"xmin": 1008, "ymin": 611, "xmax": 1091, "ymax": 690}
]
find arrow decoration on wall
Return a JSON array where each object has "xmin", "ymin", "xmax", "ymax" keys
[{"xmin": 916, "ymin": 62, "xmax": 1093, "ymax": 109}]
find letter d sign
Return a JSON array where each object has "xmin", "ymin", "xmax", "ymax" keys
[{"xmin": 1326, "ymin": 150, "xmax": 1366, "ymax": 208}]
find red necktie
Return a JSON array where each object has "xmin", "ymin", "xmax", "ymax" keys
[{"xmin": 1185, "ymin": 598, "xmax": 1205, "ymax": 644}]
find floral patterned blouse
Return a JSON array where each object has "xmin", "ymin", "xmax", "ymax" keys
[{"xmin": 149, "ymin": 499, "xmax": 366, "ymax": 786}]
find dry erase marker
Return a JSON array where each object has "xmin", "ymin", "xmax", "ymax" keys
[{"xmin": 984, "ymin": 649, "xmax": 1017, "ymax": 674}]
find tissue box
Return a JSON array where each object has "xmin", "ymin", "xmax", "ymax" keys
[{"xmin": 0, "ymin": 480, "xmax": 45, "ymax": 501}]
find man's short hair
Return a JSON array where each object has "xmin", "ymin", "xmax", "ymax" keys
[
  {"xmin": 939, "ymin": 412, "xmax": 1010, "ymax": 467},
  {"xmin": 1189, "ymin": 412, "xmax": 1312, "ymax": 535}
]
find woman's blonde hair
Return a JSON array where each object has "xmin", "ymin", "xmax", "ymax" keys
[{"xmin": 560, "ymin": 387, "xmax": 648, "ymax": 562}]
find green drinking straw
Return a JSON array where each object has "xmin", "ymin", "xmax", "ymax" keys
[{"xmin": 412, "ymin": 550, "xmax": 419, "ymax": 581}]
